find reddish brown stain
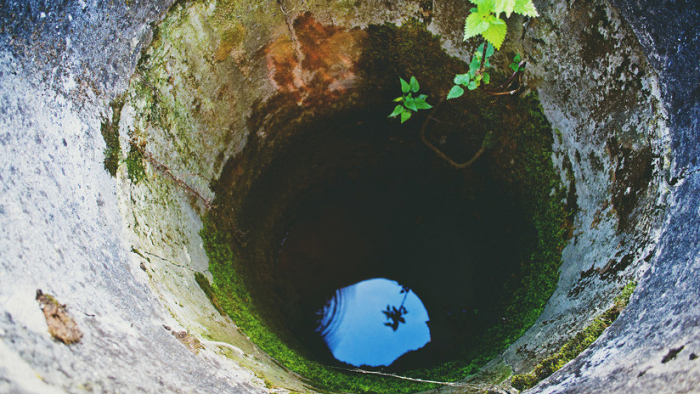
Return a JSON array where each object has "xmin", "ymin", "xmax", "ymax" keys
[{"xmin": 265, "ymin": 13, "xmax": 365, "ymax": 105}]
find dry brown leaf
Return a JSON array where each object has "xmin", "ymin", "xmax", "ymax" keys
[{"xmin": 36, "ymin": 290, "xmax": 83, "ymax": 345}]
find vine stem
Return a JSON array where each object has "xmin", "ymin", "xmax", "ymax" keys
[
  {"xmin": 132, "ymin": 141, "xmax": 215, "ymax": 210},
  {"xmin": 276, "ymin": 0, "xmax": 303, "ymax": 63},
  {"xmin": 487, "ymin": 60, "xmax": 526, "ymax": 94},
  {"xmin": 130, "ymin": 139, "xmax": 248, "ymax": 241},
  {"xmin": 420, "ymin": 97, "xmax": 489, "ymax": 169}
]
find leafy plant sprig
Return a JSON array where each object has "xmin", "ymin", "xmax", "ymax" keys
[
  {"xmin": 449, "ymin": 0, "xmax": 538, "ymax": 100},
  {"xmin": 464, "ymin": 0, "xmax": 539, "ymax": 50},
  {"xmin": 389, "ymin": 76, "xmax": 433, "ymax": 123},
  {"xmin": 510, "ymin": 53, "xmax": 525, "ymax": 72},
  {"xmin": 448, "ymin": 42, "xmax": 494, "ymax": 99}
]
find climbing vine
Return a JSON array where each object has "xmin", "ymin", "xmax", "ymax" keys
[{"xmin": 453, "ymin": 0, "xmax": 538, "ymax": 96}]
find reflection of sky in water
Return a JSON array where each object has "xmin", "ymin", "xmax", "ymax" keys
[{"xmin": 317, "ymin": 278, "xmax": 431, "ymax": 367}]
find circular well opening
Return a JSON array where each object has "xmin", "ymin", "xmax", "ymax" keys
[{"xmin": 204, "ymin": 51, "xmax": 569, "ymax": 389}]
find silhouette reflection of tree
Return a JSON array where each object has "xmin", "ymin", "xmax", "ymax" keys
[
  {"xmin": 383, "ymin": 305, "xmax": 407, "ymax": 331},
  {"xmin": 382, "ymin": 285, "xmax": 411, "ymax": 331}
]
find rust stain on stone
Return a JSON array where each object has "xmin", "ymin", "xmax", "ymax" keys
[
  {"xmin": 36, "ymin": 289, "xmax": 83, "ymax": 345},
  {"xmin": 265, "ymin": 13, "xmax": 365, "ymax": 105}
]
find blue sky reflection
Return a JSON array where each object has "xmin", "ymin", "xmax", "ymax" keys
[{"xmin": 317, "ymin": 278, "xmax": 431, "ymax": 367}]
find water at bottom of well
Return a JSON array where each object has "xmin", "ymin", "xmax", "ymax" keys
[{"xmin": 316, "ymin": 277, "xmax": 431, "ymax": 367}]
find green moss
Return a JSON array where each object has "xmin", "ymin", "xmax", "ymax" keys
[
  {"xmin": 511, "ymin": 281, "xmax": 637, "ymax": 391},
  {"xmin": 125, "ymin": 140, "xmax": 146, "ymax": 184},
  {"xmin": 101, "ymin": 97, "xmax": 125, "ymax": 177},
  {"xmin": 194, "ymin": 272, "xmax": 227, "ymax": 316},
  {"xmin": 401, "ymin": 93, "xmax": 572, "ymax": 384},
  {"xmin": 101, "ymin": 95, "xmax": 146, "ymax": 183}
]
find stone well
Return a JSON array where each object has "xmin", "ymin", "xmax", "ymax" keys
[{"xmin": 1, "ymin": 0, "xmax": 698, "ymax": 393}]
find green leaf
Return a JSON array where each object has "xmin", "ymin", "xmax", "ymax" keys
[
  {"xmin": 418, "ymin": 94, "xmax": 428, "ymax": 101},
  {"xmin": 393, "ymin": 96, "xmax": 404, "ymax": 102},
  {"xmin": 469, "ymin": 55, "xmax": 482, "ymax": 73},
  {"xmin": 486, "ymin": 42, "xmax": 495, "ymax": 57},
  {"xmin": 478, "ymin": 0, "xmax": 496, "ymax": 12},
  {"xmin": 482, "ymin": 18, "xmax": 507, "ymax": 50},
  {"xmin": 468, "ymin": 81, "xmax": 478, "ymax": 90},
  {"xmin": 510, "ymin": 55, "xmax": 521, "ymax": 72},
  {"xmin": 477, "ymin": 42, "xmax": 495, "ymax": 59},
  {"xmin": 454, "ymin": 73, "xmax": 471, "ymax": 86},
  {"xmin": 400, "ymin": 77, "xmax": 410, "ymax": 93},
  {"xmin": 464, "ymin": 9, "xmax": 491, "ymax": 40},
  {"xmin": 389, "ymin": 105, "xmax": 404, "ymax": 118},
  {"xmin": 494, "ymin": 0, "xmax": 516, "ymax": 17},
  {"xmin": 483, "ymin": 72, "xmax": 490, "ymax": 84},
  {"xmin": 404, "ymin": 96, "xmax": 418, "ymax": 112},
  {"xmin": 414, "ymin": 98, "xmax": 433, "ymax": 110},
  {"xmin": 409, "ymin": 76, "xmax": 420, "ymax": 92},
  {"xmin": 400, "ymin": 111, "xmax": 411, "ymax": 123},
  {"xmin": 514, "ymin": 0, "xmax": 539, "ymax": 17},
  {"xmin": 447, "ymin": 85, "xmax": 465, "ymax": 99}
]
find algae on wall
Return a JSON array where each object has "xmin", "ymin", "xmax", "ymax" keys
[{"xmin": 511, "ymin": 281, "xmax": 637, "ymax": 391}]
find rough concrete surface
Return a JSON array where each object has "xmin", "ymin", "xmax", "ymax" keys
[
  {"xmin": 0, "ymin": 1, "xmax": 266, "ymax": 393},
  {"xmin": 0, "ymin": 0, "xmax": 699, "ymax": 393},
  {"xmin": 499, "ymin": 0, "xmax": 672, "ymax": 372},
  {"xmin": 532, "ymin": 0, "xmax": 700, "ymax": 392}
]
